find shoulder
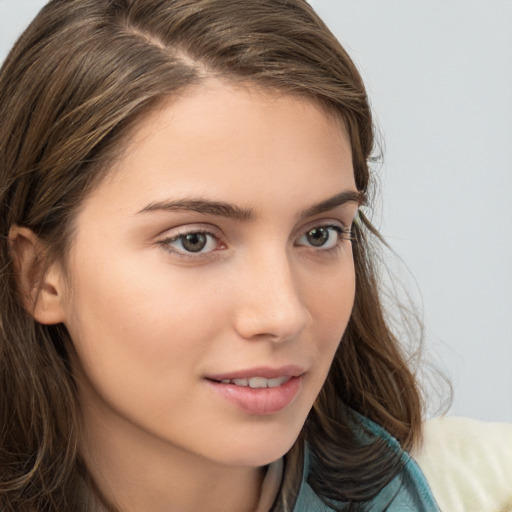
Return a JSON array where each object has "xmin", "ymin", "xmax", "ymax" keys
[{"xmin": 413, "ymin": 416, "xmax": 512, "ymax": 512}]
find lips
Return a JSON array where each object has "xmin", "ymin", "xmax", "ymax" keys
[
  {"xmin": 207, "ymin": 364, "xmax": 305, "ymax": 382},
  {"xmin": 205, "ymin": 365, "xmax": 305, "ymax": 415},
  {"xmin": 218, "ymin": 376, "xmax": 291, "ymax": 388}
]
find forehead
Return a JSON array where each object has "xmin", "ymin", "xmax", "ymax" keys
[
  {"xmin": 78, "ymin": 80, "xmax": 355, "ymax": 221},
  {"xmin": 122, "ymin": 80, "xmax": 350, "ymax": 154}
]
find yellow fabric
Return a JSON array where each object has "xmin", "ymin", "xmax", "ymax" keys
[{"xmin": 413, "ymin": 416, "xmax": 512, "ymax": 512}]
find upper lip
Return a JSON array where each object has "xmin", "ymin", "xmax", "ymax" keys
[{"xmin": 206, "ymin": 365, "xmax": 305, "ymax": 381}]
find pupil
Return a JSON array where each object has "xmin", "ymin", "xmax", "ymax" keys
[
  {"xmin": 307, "ymin": 227, "xmax": 328, "ymax": 247},
  {"xmin": 182, "ymin": 233, "xmax": 207, "ymax": 252}
]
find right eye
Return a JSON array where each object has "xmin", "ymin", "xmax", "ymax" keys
[{"xmin": 160, "ymin": 230, "xmax": 220, "ymax": 256}]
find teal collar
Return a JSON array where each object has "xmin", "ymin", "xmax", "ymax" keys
[{"xmin": 292, "ymin": 414, "xmax": 440, "ymax": 511}]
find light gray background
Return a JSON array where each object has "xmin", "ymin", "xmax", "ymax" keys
[{"xmin": 2, "ymin": 0, "xmax": 511, "ymax": 422}]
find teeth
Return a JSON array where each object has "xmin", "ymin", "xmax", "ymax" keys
[
  {"xmin": 220, "ymin": 376, "xmax": 291, "ymax": 388},
  {"xmin": 268, "ymin": 376, "xmax": 290, "ymax": 387},
  {"xmin": 248, "ymin": 377, "xmax": 268, "ymax": 389}
]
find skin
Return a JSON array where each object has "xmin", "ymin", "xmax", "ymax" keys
[{"xmin": 41, "ymin": 81, "xmax": 360, "ymax": 512}]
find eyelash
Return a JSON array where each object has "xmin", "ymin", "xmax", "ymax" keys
[
  {"xmin": 158, "ymin": 229, "xmax": 220, "ymax": 258},
  {"xmin": 296, "ymin": 224, "xmax": 352, "ymax": 252},
  {"xmin": 157, "ymin": 224, "xmax": 353, "ymax": 259}
]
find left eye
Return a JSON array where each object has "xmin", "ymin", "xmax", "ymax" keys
[
  {"xmin": 296, "ymin": 225, "xmax": 346, "ymax": 250},
  {"xmin": 164, "ymin": 231, "xmax": 219, "ymax": 254}
]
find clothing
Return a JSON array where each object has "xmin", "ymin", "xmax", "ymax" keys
[
  {"xmin": 257, "ymin": 415, "xmax": 512, "ymax": 511},
  {"xmin": 292, "ymin": 415, "xmax": 440, "ymax": 511}
]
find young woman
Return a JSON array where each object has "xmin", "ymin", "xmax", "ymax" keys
[{"xmin": 1, "ymin": 1, "xmax": 510, "ymax": 511}]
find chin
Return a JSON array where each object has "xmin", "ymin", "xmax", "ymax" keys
[{"xmin": 207, "ymin": 421, "xmax": 304, "ymax": 468}]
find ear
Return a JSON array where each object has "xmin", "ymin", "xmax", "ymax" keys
[{"xmin": 8, "ymin": 225, "xmax": 66, "ymax": 325}]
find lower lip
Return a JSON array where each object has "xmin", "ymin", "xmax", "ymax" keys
[{"xmin": 206, "ymin": 376, "xmax": 302, "ymax": 415}]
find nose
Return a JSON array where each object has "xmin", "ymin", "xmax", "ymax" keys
[{"xmin": 231, "ymin": 248, "xmax": 310, "ymax": 343}]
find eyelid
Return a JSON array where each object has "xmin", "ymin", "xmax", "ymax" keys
[
  {"xmin": 298, "ymin": 217, "xmax": 353, "ymax": 236},
  {"xmin": 156, "ymin": 224, "xmax": 226, "ymax": 258},
  {"xmin": 294, "ymin": 220, "xmax": 353, "ymax": 254}
]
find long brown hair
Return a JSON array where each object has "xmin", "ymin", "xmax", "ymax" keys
[{"xmin": 0, "ymin": 1, "xmax": 423, "ymax": 510}]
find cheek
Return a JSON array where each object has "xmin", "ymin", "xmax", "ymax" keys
[
  {"xmin": 63, "ymin": 259, "xmax": 233, "ymax": 435},
  {"xmin": 309, "ymin": 255, "xmax": 356, "ymax": 331},
  {"xmin": 65, "ymin": 263, "xmax": 225, "ymax": 374},
  {"xmin": 303, "ymin": 255, "xmax": 356, "ymax": 378}
]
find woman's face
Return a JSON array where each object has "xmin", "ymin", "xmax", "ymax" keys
[{"xmin": 60, "ymin": 81, "xmax": 359, "ymax": 467}]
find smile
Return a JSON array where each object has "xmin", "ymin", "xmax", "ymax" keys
[
  {"xmin": 218, "ymin": 376, "xmax": 291, "ymax": 388},
  {"xmin": 206, "ymin": 374, "xmax": 303, "ymax": 415}
]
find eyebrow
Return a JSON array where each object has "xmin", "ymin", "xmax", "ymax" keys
[
  {"xmin": 137, "ymin": 190, "xmax": 364, "ymax": 221},
  {"xmin": 138, "ymin": 199, "xmax": 253, "ymax": 221},
  {"xmin": 299, "ymin": 190, "xmax": 365, "ymax": 218}
]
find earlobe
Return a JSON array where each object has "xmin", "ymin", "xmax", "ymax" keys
[{"xmin": 8, "ymin": 225, "xmax": 66, "ymax": 325}]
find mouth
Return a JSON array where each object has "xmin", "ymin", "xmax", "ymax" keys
[
  {"xmin": 205, "ymin": 367, "xmax": 304, "ymax": 415},
  {"xmin": 212, "ymin": 376, "xmax": 292, "ymax": 388},
  {"xmin": 206, "ymin": 364, "xmax": 304, "ymax": 383}
]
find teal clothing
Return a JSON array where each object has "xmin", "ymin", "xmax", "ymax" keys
[{"xmin": 293, "ymin": 415, "xmax": 440, "ymax": 511}]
